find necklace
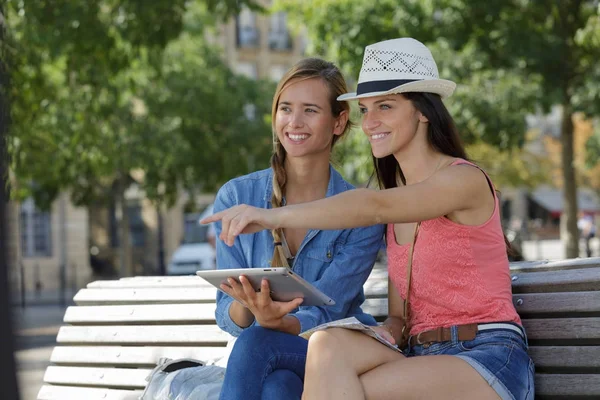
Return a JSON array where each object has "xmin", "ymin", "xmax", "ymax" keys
[
  {"xmin": 429, "ymin": 156, "xmax": 446, "ymax": 179},
  {"xmin": 409, "ymin": 156, "xmax": 445, "ymax": 185}
]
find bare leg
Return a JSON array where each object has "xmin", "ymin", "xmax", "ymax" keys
[
  {"xmin": 303, "ymin": 328, "xmax": 404, "ymax": 400},
  {"xmin": 303, "ymin": 328, "xmax": 500, "ymax": 400},
  {"xmin": 360, "ymin": 355, "xmax": 500, "ymax": 400}
]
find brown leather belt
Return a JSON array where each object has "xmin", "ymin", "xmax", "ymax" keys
[{"xmin": 408, "ymin": 323, "xmax": 478, "ymax": 347}]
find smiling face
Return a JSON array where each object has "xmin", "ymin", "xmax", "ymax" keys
[
  {"xmin": 274, "ymin": 77, "xmax": 346, "ymax": 159},
  {"xmin": 358, "ymin": 94, "xmax": 428, "ymax": 159}
]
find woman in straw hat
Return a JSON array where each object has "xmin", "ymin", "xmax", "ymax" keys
[
  {"xmin": 204, "ymin": 38, "xmax": 534, "ymax": 399},
  {"xmin": 213, "ymin": 58, "xmax": 384, "ymax": 400}
]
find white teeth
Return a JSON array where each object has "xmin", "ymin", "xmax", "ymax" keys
[
  {"xmin": 288, "ymin": 134, "xmax": 309, "ymax": 141},
  {"xmin": 371, "ymin": 133, "xmax": 389, "ymax": 140}
]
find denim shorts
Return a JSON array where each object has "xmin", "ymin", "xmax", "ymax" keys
[{"xmin": 404, "ymin": 325, "xmax": 535, "ymax": 400}]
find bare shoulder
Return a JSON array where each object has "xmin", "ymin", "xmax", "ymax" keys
[
  {"xmin": 434, "ymin": 161, "xmax": 490, "ymax": 190},
  {"xmin": 429, "ymin": 161, "xmax": 494, "ymax": 212}
]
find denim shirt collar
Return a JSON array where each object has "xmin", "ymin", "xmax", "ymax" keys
[{"xmin": 263, "ymin": 164, "xmax": 351, "ymax": 205}]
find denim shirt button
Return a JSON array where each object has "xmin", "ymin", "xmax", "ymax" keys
[{"xmin": 327, "ymin": 251, "xmax": 332, "ymax": 259}]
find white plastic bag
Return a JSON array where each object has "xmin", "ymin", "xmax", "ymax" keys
[{"xmin": 140, "ymin": 358, "xmax": 225, "ymax": 400}]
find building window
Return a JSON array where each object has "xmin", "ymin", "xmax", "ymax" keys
[
  {"xmin": 269, "ymin": 12, "xmax": 292, "ymax": 51},
  {"xmin": 236, "ymin": 8, "xmax": 260, "ymax": 48},
  {"xmin": 20, "ymin": 198, "xmax": 52, "ymax": 257},
  {"xmin": 110, "ymin": 204, "xmax": 146, "ymax": 248}
]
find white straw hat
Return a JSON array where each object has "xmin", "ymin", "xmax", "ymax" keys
[{"xmin": 338, "ymin": 38, "xmax": 456, "ymax": 101}]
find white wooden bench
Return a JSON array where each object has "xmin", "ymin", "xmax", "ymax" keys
[{"xmin": 37, "ymin": 259, "xmax": 600, "ymax": 399}]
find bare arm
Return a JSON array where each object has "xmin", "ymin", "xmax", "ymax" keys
[
  {"xmin": 277, "ymin": 165, "xmax": 488, "ymax": 228},
  {"xmin": 202, "ymin": 165, "xmax": 491, "ymax": 246}
]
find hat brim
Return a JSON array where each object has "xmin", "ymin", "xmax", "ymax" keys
[{"xmin": 337, "ymin": 79, "xmax": 456, "ymax": 101}]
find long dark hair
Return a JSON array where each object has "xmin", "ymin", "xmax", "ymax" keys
[
  {"xmin": 373, "ymin": 92, "xmax": 467, "ymax": 189},
  {"xmin": 372, "ymin": 92, "xmax": 514, "ymax": 255}
]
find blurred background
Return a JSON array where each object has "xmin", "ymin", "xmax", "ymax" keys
[{"xmin": 1, "ymin": 1, "xmax": 600, "ymax": 397}]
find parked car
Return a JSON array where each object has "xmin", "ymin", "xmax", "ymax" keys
[{"xmin": 166, "ymin": 204, "xmax": 216, "ymax": 275}]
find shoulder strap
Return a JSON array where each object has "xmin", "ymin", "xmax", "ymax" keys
[{"xmin": 403, "ymin": 222, "xmax": 421, "ymax": 327}]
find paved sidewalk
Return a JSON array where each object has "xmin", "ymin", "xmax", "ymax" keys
[
  {"xmin": 13, "ymin": 304, "xmax": 69, "ymax": 400},
  {"xmin": 11, "ymin": 288, "xmax": 77, "ymax": 308}
]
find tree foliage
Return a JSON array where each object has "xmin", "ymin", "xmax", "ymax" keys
[
  {"xmin": 278, "ymin": 0, "xmax": 541, "ymax": 150},
  {"xmin": 4, "ymin": 0, "xmax": 271, "ymax": 210}
]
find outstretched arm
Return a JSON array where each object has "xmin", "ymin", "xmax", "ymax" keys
[{"xmin": 202, "ymin": 165, "xmax": 489, "ymax": 246}]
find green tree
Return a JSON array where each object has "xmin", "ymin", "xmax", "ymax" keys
[
  {"xmin": 453, "ymin": 0, "xmax": 600, "ymax": 257},
  {"xmin": 3, "ymin": 0, "xmax": 272, "ymax": 275}
]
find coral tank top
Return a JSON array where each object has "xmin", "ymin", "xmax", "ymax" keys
[{"xmin": 387, "ymin": 160, "xmax": 521, "ymax": 335}]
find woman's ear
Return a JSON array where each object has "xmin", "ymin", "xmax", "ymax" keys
[
  {"xmin": 418, "ymin": 111, "xmax": 429, "ymax": 123},
  {"xmin": 333, "ymin": 110, "xmax": 349, "ymax": 136}
]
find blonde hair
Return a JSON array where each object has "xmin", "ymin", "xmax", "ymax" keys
[{"xmin": 269, "ymin": 58, "xmax": 352, "ymax": 267}]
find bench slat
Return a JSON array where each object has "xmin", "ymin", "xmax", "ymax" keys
[
  {"xmin": 536, "ymin": 373, "xmax": 600, "ymax": 397},
  {"xmin": 529, "ymin": 346, "xmax": 600, "ymax": 370},
  {"xmin": 510, "ymin": 257, "xmax": 600, "ymax": 273},
  {"xmin": 75, "ymin": 287, "xmax": 389, "ymax": 308},
  {"xmin": 64, "ymin": 304, "xmax": 217, "ymax": 325},
  {"xmin": 44, "ymin": 366, "xmax": 151, "ymax": 389},
  {"xmin": 50, "ymin": 346, "xmax": 227, "ymax": 367},
  {"xmin": 87, "ymin": 280, "xmax": 209, "ymax": 289},
  {"xmin": 56, "ymin": 325, "xmax": 231, "ymax": 346},
  {"xmin": 513, "ymin": 291, "xmax": 600, "ymax": 316},
  {"xmin": 119, "ymin": 276, "xmax": 201, "ymax": 281},
  {"xmin": 120, "ymin": 268, "xmax": 391, "ymax": 282},
  {"xmin": 74, "ymin": 287, "xmax": 218, "ymax": 305},
  {"xmin": 511, "ymin": 267, "xmax": 600, "ymax": 293},
  {"xmin": 364, "ymin": 294, "xmax": 600, "ymax": 320},
  {"xmin": 88, "ymin": 269, "xmax": 391, "ymax": 290},
  {"xmin": 37, "ymin": 385, "xmax": 141, "ymax": 400},
  {"xmin": 523, "ymin": 318, "xmax": 600, "ymax": 341}
]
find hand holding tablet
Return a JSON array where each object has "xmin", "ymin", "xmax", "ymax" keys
[{"xmin": 196, "ymin": 268, "xmax": 336, "ymax": 307}]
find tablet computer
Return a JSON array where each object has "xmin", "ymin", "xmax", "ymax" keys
[{"xmin": 196, "ymin": 268, "xmax": 336, "ymax": 307}]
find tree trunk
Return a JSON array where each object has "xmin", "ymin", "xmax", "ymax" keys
[
  {"xmin": 117, "ymin": 173, "xmax": 133, "ymax": 277},
  {"xmin": 561, "ymin": 102, "xmax": 579, "ymax": 258}
]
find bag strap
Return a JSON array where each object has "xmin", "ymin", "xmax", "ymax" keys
[{"xmin": 403, "ymin": 222, "xmax": 421, "ymax": 332}]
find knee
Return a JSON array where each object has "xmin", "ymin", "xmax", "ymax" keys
[
  {"xmin": 228, "ymin": 326, "xmax": 274, "ymax": 365},
  {"xmin": 306, "ymin": 329, "xmax": 343, "ymax": 366},
  {"xmin": 228, "ymin": 326, "xmax": 295, "ymax": 364},
  {"xmin": 235, "ymin": 326, "xmax": 272, "ymax": 349}
]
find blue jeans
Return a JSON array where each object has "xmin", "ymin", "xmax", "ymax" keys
[
  {"xmin": 219, "ymin": 327, "xmax": 308, "ymax": 400},
  {"xmin": 405, "ymin": 326, "xmax": 535, "ymax": 400}
]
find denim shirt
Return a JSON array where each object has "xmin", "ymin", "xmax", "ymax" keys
[{"xmin": 214, "ymin": 166, "xmax": 384, "ymax": 336}]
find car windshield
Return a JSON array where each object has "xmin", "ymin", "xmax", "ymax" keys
[{"xmin": 182, "ymin": 214, "xmax": 209, "ymax": 244}]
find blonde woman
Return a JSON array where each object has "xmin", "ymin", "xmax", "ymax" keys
[
  {"xmin": 214, "ymin": 58, "xmax": 384, "ymax": 400},
  {"xmin": 206, "ymin": 39, "xmax": 534, "ymax": 400}
]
